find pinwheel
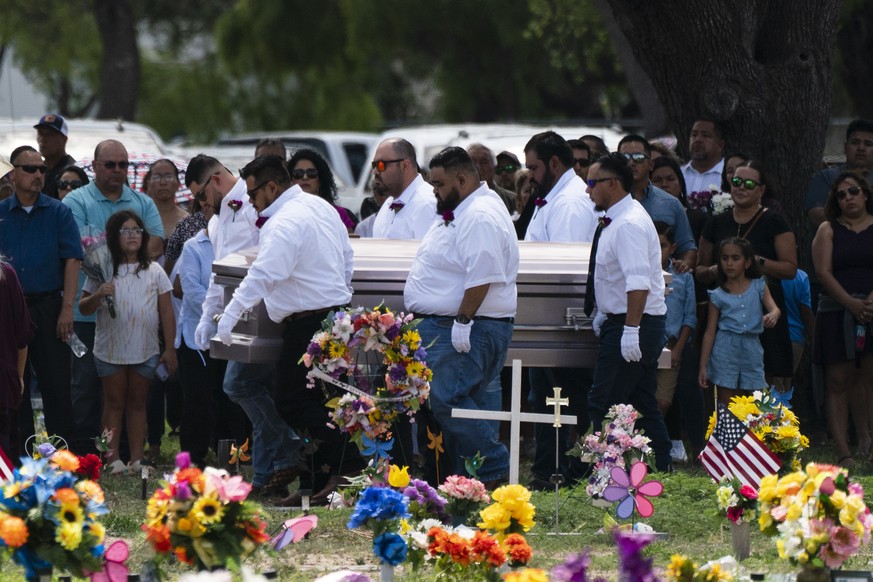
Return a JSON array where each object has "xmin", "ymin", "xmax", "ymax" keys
[
  {"xmin": 603, "ymin": 461, "xmax": 663, "ymax": 519},
  {"xmin": 271, "ymin": 515, "xmax": 318, "ymax": 550}
]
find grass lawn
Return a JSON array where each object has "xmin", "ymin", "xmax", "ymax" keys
[{"xmin": 4, "ymin": 435, "xmax": 873, "ymax": 580}]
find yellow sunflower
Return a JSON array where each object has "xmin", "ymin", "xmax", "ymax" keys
[
  {"xmin": 89, "ymin": 521, "xmax": 106, "ymax": 544},
  {"xmin": 56, "ymin": 521, "xmax": 83, "ymax": 550},
  {"xmin": 58, "ymin": 501, "xmax": 85, "ymax": 526},
  {"xmin": 191, "ymin": 495, "xmax": 225, "ymax": 525}
]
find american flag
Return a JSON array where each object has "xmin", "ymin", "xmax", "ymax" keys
[
  {"xmin": 0, "ymin": 445, "xmax": 14, "ymax": 482},
  {"xmin": 699, "ymin": 402, "xmax": 781, "ymax": 487}
]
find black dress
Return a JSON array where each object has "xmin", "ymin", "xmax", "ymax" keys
[{"xmin": 702, "ymin": 208, "xmax": 794, "ymax": 377}]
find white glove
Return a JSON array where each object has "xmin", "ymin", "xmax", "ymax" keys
[
  {"xmin": 620, "ymin": 325, "xmax": 642, "ymax": 362},
  {"xmin": 194, "ymin": 319, "xmax": 217, "ymax": 351},
  {"xmin": 451, "ymin": 319, "xmax": 473, "ymax": 353},
  {"xmin": 216, "ymin": 313, "xmax": 237, "ymax": 346},
  {"xmin": 592, "ymin": 309, "xmax": 607, "ymax": 337}
]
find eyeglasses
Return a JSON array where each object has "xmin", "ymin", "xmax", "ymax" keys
[
  {"xmin": 371, "ymin": 159, "xmax": 404, "ymax": 172},
  {"xmin": 292, "ymin": 168, "xmax": 319, "ymax": 180},
  {"xmin": 14, "ymin": 164, "xmax": 48, "ymax": 174},
  {"xmin": 731, "ymin": 176, "xmax": 761, "ymax": 190},
  {"xmin": 193, "ymin": 174, "xmax": 215, "ymax": 201},
  {"xmin": 574, "ymin": 158, "xmax": 592, "ymax": 168},
  {"xmin": 621, "ymin": 152, "xmax": 649, "ymax": 164},
  {"xmin": 247, "ymin": 180, "xmax": 272, "ymax": 199},
  {"xmin": 100, "ymin": 160, "xmax": 130, "ymax": 170},
  {"xmin": 495, "ymin": 164, "xmax": 518, "ymax": 175},
  {"xmin": 586, "ymin": 177, "xmax": 616, "ymax": 188},
  {"xmin": 149, "ymin": 173, "xmax": 177, "ymax": 183},
  {"xmin": 58, "ymin": 180, "xmax": 83, "ymax": 190},
  {"xmin": 836, "ymin": 185, "xmax": 863, "ymax": 200},
  {"xmin": 119, "ymin": 227, "xmax": 144, "ymax": 237}
]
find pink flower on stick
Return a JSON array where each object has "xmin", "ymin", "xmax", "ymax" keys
[{"xmin": 603, "ymin": 461, "xmax": 663, "ymax": 519}]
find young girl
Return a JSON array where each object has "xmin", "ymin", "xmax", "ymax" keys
[
  {"xmin": 79, "ymin": 210, "xmax": 177, "ymax": 474},
  {"xmin": 698, "ymin": 237, "xmax": 780, "ymax": 404}
]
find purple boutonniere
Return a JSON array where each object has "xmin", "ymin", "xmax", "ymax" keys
[
  {"xmin": 389, "ymin": 201, "xmax": 405, "ymax": 212},
  {"xmin": 441, "ymin": 210, "xmax": 454, "ymax": 226},
  {"xmin": 534, "ymin": 197, "xmax": 547, "ymax": 208},
  {"xmin": 598, "ymin": 216, "xmax": 612, "ymax": 228},
  {"xmin": 227, "ymin": 199, "xmax": 242, "ymax": 222},
  {"xmin": 255, "ymin": 216, "xmax": 268, "ymax": 229}
]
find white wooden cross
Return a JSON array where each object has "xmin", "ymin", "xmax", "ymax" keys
[{"xmin": 451, "ymin": 359, "xmax": 577, "ymax": 484}]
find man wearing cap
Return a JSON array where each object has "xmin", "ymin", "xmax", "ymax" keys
[
  {"xmin": 370, "ymin": 138, "xmax": 436, "ymax": 239},
  {"xmin": 34, "ymin": 114, "xmax": 76, "ymax": 200},
  {"xmin": 495, "ymin": 151, "xmax": 521, "ymax": 191},
  {"xmin": 0, "ymin": 145, "xmax": 82, "ymax": 452}
]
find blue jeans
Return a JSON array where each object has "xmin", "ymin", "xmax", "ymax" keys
[
  {"xmin": 223, "ymin": 360, "xmax": 299, "ymax": 487},
  {"xmin": 588, "ymin": 314, "xmax": 672, "ymax": 472},
  {"xmin": 419, "ymin": 317, "xmax": 511, "ymax": 481}
]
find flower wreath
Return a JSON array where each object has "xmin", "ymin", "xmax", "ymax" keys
[{"xmin": 301, "ymin": 305, "xmax": 432, "ymax": 450}]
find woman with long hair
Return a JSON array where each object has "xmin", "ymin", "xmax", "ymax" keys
[{"xmin": 287, "ymin": 149, "xmax": 357, "ymax": 232}]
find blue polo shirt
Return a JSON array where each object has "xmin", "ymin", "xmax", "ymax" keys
[
  {"xmin": 638, "ymin": 183, "xmax": 697, "ymax": 257},
  {"xmin": 0, "ymin": 193, "xmax": 83, "ymax": 294},
  {"xmin": 62, "ymin": 183, "xmax": 164, "ymax": 322}
]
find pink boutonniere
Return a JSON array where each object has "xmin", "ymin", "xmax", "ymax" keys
[
  {"xmin": 441, "ymin": 210, "xmax": 455, "ymax": 226},
  {"xmin": 227, "ymin": 199, "xmax": 242, "ymax": 222},
  {"xmin": 533, "ymin": 197, "xmax": 547, "ymax": 208},
  {"xmin": 598, "ymin": 216, "xmax": 612, "ymax": 228}
]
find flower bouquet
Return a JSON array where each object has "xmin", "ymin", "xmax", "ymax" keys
[
  {"xmin": 438, "ymin": 475, "xmax": 491, "ymax": 526},
  {"xmin": 302, "ymin": 305, "xmax": 432, "ymax": 454},
  {"xmin": 81, "ymin": 230, "xmax": 116, "ymax": 318},
  {"xmin": 757, "ymin": 462, "xmax": 873, "ymax": 571},
  {"xmin": 143, "ymin": 453, "xmax": 270, "ymax": 572},
  {"xmin": 0, "ymin": 452, "xmax": 108, "ymax": 581},
  {"xmin": 347, "ymin": 486, "xmax": 411, "ymax": 574},
  {"xmin": 706, "ymin": 389, "xmax": 809, "ymax": 472},
  {"xmin": 715, "ymin": 478, "xmax": 757, "ymax": 561},
  {"xmin": 569, "ymin": 404, "xmax": 651, "ymax": 499},
  {"xmin": 424, "ymin": 526, "xmax": 513, "ymax": 580},
  {"xmin": 688, "ymin": 184, "xmax": 734, "ymax": 215},
  {"xmin": 665, "ymin": 554, "xmax": 735, "ymax": 581},
  {"xmin": 477, "ymin": 484, "xmax": 536, "ymax": 541}
]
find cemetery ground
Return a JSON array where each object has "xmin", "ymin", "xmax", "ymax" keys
[{"xmin": 3, "ymin": 434, "xmax": 873, "ymax": 581}]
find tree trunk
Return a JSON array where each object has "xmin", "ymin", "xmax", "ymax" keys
[
  {"xmin": 94, "ymin": 0, "xmax": 139, "ymax": 120},
  {"xmin": 602, "ymin": 0, "xmax": 841, "ymax": 250},
  {"xmin": 837, "ymin": 1, "xmax": 873, "ymax": 120}
]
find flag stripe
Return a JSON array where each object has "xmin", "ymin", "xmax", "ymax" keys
[
  {"xmin": 0, "ymin": 445, "xmax": 14, "ymax": 482},
  {"xmin": 699, "ymin": 402, "xmax": 780, "ymax": 487}
]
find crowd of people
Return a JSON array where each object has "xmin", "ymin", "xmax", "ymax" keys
[{"xmin": 1, "ymin": 112, "xmax": 872, "ymax": 505}]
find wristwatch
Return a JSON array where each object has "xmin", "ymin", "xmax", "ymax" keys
[{"xmin": 455, "ymin": 314, "xmax": 471, "ymax": 325}]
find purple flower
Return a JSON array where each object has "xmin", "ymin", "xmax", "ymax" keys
[
  {"xmin": 534, "ymin": 197, "xmax": 547, "ymax": 208},
  {"xmin": 442, "ymin": 210, "xmax": 454, "ymax": 226},
  {"xmin": 552, "ymin": 551, "xmax": 591, "ymax": 581},
  {"xmin": 176, "ymin": 451, "xmax": 191, "ymax": 469},
  {"xmin": 403, "ymin": 479, "xmax": 448, "ymax": 522},
  {"xmin": 306, "ymin": 342, "xmax": 322, "ymax": 356},
  {"xmin": 175, "ymin": 481, "xmax": 192, "ymax": 501},
  {"xmin": 385, "ymin": 323, "xmax": 401, "ymax": 341},
  {"xmin": 389, "ymin": 365, "xmax": 407, "ymax": 382},
  {"xmin": 614, "ymin": 529, "xmax": 657, "ymax": 582},
  {"xmin": 36, "ymin": 443, "xmax": 57, "ymax": 458},
  {"xmin": 414, "ymin": 347, "xmax": 427, "ymax": 361}
]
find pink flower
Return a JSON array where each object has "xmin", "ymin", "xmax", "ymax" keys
[
  {"xmin": 739, "ymin": 485, "xmax": 758, "ymax": 500},
  {"xmin": 770, "ymin": 505, "xmax": 788, "ymax": 521},
  {"xmin": 211, "ymin": 474, "xmax": 252, "ymax": 502},
  {"xmin": 726, "ymin": 506, "xmax": 744, "ymax": 523},
  {"xmin": 829, "ymin": 525, "xmax": 861, "ymax": 557},
  {"xmin": 819, "ymin": 476, "xmax": 836, "ymax": 495},
  {"xmin": 819, "ymin": 544, "xmax": 849, "ymax": 569}
]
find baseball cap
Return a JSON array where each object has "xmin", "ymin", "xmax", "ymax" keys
[
  {"xmin": 34, "ymin": 113, "xmax": 69, "ymax": 137},
  {"xmin": 0, "ymin": 155, "xmax": 12, "ymax": 177},
  {"xmin": 496, "ymin": 151, "xmax": 521, "ymax": 167}
]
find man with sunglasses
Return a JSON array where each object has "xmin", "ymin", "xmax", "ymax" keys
[
  {"xmin": 61, "ymin": 139, "xmax": 164, "ymax": 455},
  {"xmin": 618, "ymin": 135, "xmax": 697, "ymax": 273},
  {"xmin": 495, "ymin": 151, "xmax": 521, "ymax": 191},
  {"xmin": 34, "ymin": 114, "xmax": 76, "ymax": 200},
  {"xmin": 0, "ymin": 145, "xmax": 82, "ymax": 454},
  {"xmin": 370, "ymin": 138, "xmax": 437, "ymax": 239},
  {"xmin": 568, "ymin": 139, "xmax": 593, "ymax": 181}
]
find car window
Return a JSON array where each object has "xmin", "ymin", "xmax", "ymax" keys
[{"xmin": 343, "ymin": 143, "xmax": 370, "ymax": 183}]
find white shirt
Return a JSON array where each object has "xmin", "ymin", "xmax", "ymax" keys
[
  {"xmin": 524, "ymin": 169, "xmax": 597, "ymax": 242},
  {"xmin": 682, "ymin": 158, "xmax": 725, "ymax": 194},
  {"xmin": 593, "ymin": 194, "xmax": 666, "ymax": 317},
  {"xmin": 200, "ymin": 179, "xmax": 260, "ymax": 320},
  {"xmin": 354, "ymin": 213, "xmax": 377, "ymax": 238},
  {"xmin": 224, "ymin": 185, "xmax": 353, "ymax": 323},
  {"xmin": 372, "ymin": 175, "xmax": 438, "ymax": 239},
  {"xmin": 405, "ymin": 183, "xmax": 518, "ymax": 318}
]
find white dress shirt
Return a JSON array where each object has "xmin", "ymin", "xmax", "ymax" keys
[
  {"xmin": 372, "ymin": 174, "xmax": 438, "ymax": 239},
  {"xmin": 524, "ymin": 169, "xmax": 597, "ymax": 242},
  {"xmin": 223, "ymin": 185, "xmax": 353, "ymax": 323},
  {"xmin": 682, "ymin": 158, "xmax": 725, "ymax": 194},
  {"xmin": 200, "ymin": 179, "xmax": 261, "ymax": 321},
  {"xmin": 593, "ymin": 194, "xmax": 666, "ymax": 317},
  {"xmin": 405, "ymin": 183, "xmax": 518, "ymax": 318}
]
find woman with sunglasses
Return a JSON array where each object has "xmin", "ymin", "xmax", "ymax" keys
[
  {"xmin": 812, "ymin": 172, "xmax": 873, "ymax": 467},
  {"xmin": 695, "ymin": 160, "xmax": 797, "ymax": 388},
  {"xmin": 287, "ymin": 149, "xmax": 357, "ymax": 233},
  {"xmin": 56, "ymin": 166, "xmax": 89, "ymax": 201}
]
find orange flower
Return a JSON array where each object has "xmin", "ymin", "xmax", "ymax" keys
[
  {"xmin": 0, "ymin": 515, "xmax": 28, "ymax": 548},
  {"xmin": 471, "ymin": 530, "xmax": 506, "ymax": 567},
  {"xmin": 175, "ymin": 546, "xmax": 193, "ymax": 564},
  {"xmin": 51, "ymin": 449, "xmax": 80, "ymax": 472},
  {"xmin": 144, "ymin": 523, "xmax": 172, "ymax": 553},
  {"xmin": 53, "ymin": 487, "xmax": 80, "ymax": 506},
  {"xmin": 504, "ymin": 533, "xmax": 533, "ymax": 566},
  {"xmin": 176, "ymin": 468, "xmax": 204, "ymax": 491},
  {"xmin": 245, "ymin": 518, "xmax": 271, "ymax": 544},
  {"xmin": 75, "ymin": 480, "xmax": 105, "ymax": 504}
]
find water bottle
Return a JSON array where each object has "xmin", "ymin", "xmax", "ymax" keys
[
  {"xmin": 857, "ymin": 323, "xmax": 867, "ymax": 352},
  {"xmin": 67, "ymin": 332, "xmax": 88, "ymax": 358}
]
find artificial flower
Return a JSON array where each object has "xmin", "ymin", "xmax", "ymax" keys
[
  {"xmin": 50, "ymin": 449, "xmax": 80, "ymax": 472},
  {"xmin": 191, "ymin": 496, "xmax": 225, "ymax": 525},
  {"xmin": 373, "ymin": 532, "xmax": 408, "ymax": 566},
  {"xmin": 389, "ymin": 465, "xmax": 410, "ymax": 488},
  {"xmin": 0, "ymin": 515, "xmax": 29, "ymax": 547}
]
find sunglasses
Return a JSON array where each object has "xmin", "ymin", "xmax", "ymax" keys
[
  {"xmin": 15, "ymin": 164, "xmax": 48, "ymax": 174},
  {"xmin": 101, "ymin": 160, "xmax": 130, "ymax": 170},
  {"xmin": 247, "ymin": 180, "xmax": 272, "ymax": 199},
  {"xmin": 574, "ymin": 158, "xmax": 592, "ymax": 168},
  {"xmin": 58, "ymin": 180, "xmax": 83, "ymax": 190},
  {"xmin": 292, "ymin": 168, "xmax": 319, "ymax": 180},
  {"xmin": 371, "ymin": 159, "xmax": 404, "ymax": 172},
  {"xmin": 495, "ymin": 164, "xmax": 518, "ymax": 174},
  {"xmin": 586, "ymin": 177, "xmax": 616, "ymax": 188},
  {"xmin": 621, "ymin": 152, "xmax": 649, "ymax": 164},
  {"xmin": 836, "ymin": 185, "xmax": 863, "ymax": 200},
  {"xmin": 119, "ymin": 227, "xmax": 144, "ymax": 236},
  {"xmin": 731, "ymin": 176, "xmax": 761, "ymax": 190}
]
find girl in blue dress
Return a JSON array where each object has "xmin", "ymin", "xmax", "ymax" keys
[{"xmin": 698, "ymin": 237, "xmax": 781, "ymax": 404}]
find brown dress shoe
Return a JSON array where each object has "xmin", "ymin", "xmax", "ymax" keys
[{"xmin": 260, "ymin": 466, "xmax": 302, "ymax": 498}]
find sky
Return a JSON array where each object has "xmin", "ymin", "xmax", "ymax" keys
[{"xmin": 0, "ymin": 50, "xmax": 48, "ymax": 119}]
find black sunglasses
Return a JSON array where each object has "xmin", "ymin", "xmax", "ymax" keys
[
  {"xmin": 15, "ymin": 164, "xmax": 48, "ymax": 174},
  {"xmin": 292, "ymin": 168, "xmax": 319, "ymax": 180},
  {"xmin": 58, "ymin": 180, "xmax": 83, "ymax": 190},
  {"xmin": 621, "ymin": 152, "xmax": 649, "ymax": 164},
  {"xmin": 247, "ymin": 180, "xmax": 272, "ymax": 199},
  {"xmin": 731, "ymin": 176, "xmax": 761, "ymax": 190},
  {"xmin": 100, "ymin": 160, "xmax": 130, "ymax": 170},
  {"xmin": 574, "ymin": 158, "xmax": 592, "ymax": 168},
  {"xmin": 836, "ymin": 185, "xmax": 863, "ymax": 200}
]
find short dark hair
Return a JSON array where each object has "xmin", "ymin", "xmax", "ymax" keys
[
  {"xmin": 143, "ymin": 159, "xmax": 180, "ymax": 186},
  {"xmin": 429, "ymin": 146, "xmax": 478, "ymax": 177},
  {"xmin": 10, "ymin": 145, "xmax": 38, "ymax": 164},
  {"xmin": 653, "ymin": 220, "xmax": 674, "ymax": 243},
  {"xmin": 693, "ymin": 117, "xmax": 725, "ymax": 140},
  {"xmin": 568, "ymin": 139, "xmax": 591, "ymax": 155},
  {"xmin": 825, "ymin": 171, "xmax": 873, "ymax": 221},
  {"xmin": 255, "ymin": 137, "xmax": 287, "ymax": 159},
  {"xmin": 652, "ymin": 156, "xmax": 688, "ymax": 206},
  {"xmin": 287, "ymin": 148, "xmax": 337, "ymax": 204},
  {"xmin": 105, "ymin": 210, "xmax": 150, "ymax": 276},
  {"xmin": 617, "ymin": 134, "xmax": 651, "ymax": 155},
  {"xmin": 60, "ymin": 165, "xmax": 90, "ymax": 186},
  {"xmin": 524, "ymin": 131, "xmax": 573, "ymax": 168},
  {"xmin": 846, "ymin": 119, "xmax": 873, "ymax": 140},
  {"xmin": 579, "ymin": 135, "xmax": 608, "ymax": 157},
  {"xmin": 185, "ymin": 154, "xmax": 223, "ymax": 188},
  {"xmin": 240, "ymin": 155, "xmax": 290, "ymax": 189},
  {"xmin": 593, "ymin": 152, "xmax": 634, "ymax": 192}
]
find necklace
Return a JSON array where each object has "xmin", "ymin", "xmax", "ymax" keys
[{"xmin": 734, "ymin": 206, "xmax": 762, "ymax": 237}]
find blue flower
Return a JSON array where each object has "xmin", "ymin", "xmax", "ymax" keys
[
  {"xmin": 347, "ymin": 487, "xmax": 410, "ymax": 529},
  {"xmin": 373, "ymin": 532, "xmax": 407, "ymax": 566}
]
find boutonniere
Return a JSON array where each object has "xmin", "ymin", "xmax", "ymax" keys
[
  {"xmin": 598, "ymin": 216, "xmax": 612, "ymax": 228},
  {"xmin": 389, "ymin": 201, "xmax": 405, "ymax": 212},
  {"xmin": 533, "ymin": 196, "xmax": 547, "ymax": 208},
  {"xmin": 441, "ymin": 210, "xmax": 455, "ymax": 227},
  {"xmin": 227, "ymin": 199, "xmax": 242, "ymax": 222},
  {"xmin": 255, "ymin": 216, "xmax": 268, "ymax": 229}
]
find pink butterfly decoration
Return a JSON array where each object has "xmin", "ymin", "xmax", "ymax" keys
[
  {"xmin": 90, "ymin": 539, "xmax": 129, "ymax": 582},
  {"xmin": 602, "ymin": 461, "xmax": 663, "ymax": 519},
  {"xmin": 271, "ymin": 515, "xmax": 318, "ymax": 550}
]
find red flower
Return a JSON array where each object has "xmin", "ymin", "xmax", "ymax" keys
[
  {"xmin": 726, "ymin": 506, "xmax": 744, "ymax": 523},
  {"xmin": 503, "ymin": 533, "xmax": 532, "ymax": 566},
  {"xmin": 77, "ymin": 454, "xmax": 102, "ymax": 480},
  {"xmin": 533, "ymin": 197, "xmax": 547, "ymax": 208},
  {"xmin": 739, "ymin": 484, "xmax": 758, "ymax": 500},
  {"xmin": 441, "ymin": 210, "xmax": 455, "ymax": 226}
]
